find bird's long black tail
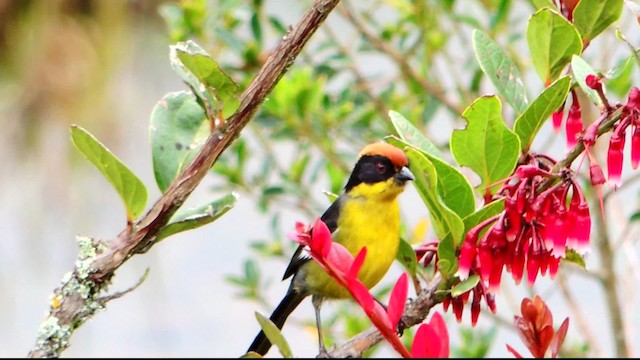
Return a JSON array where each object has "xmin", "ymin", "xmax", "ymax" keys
[{"xmin": 247, "ymin": 290, "xmax": 307, "ymax": 356}]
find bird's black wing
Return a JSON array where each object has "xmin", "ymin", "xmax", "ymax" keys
[{"xmin": 281, "ymin": 194, "xmax": 344, "ymax": 280}]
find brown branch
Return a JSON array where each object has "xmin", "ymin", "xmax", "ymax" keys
[{"xmin": 27, "ymin": 0, "xmax": 341, "ymax": 357}]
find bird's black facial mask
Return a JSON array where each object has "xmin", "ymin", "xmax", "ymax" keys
[{"xmin": 344, "ymin": 155, "xmax": 398, "ymax": 191}]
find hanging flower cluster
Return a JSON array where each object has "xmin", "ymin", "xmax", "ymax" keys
[
  {"xmin": 456, "ymin": 159, "xmax": 591, "ymax": 293},
  {"xmin": 290, "ymin": 218, "xmax": 449, "ymax": 358},
  {"xmin": 415, "ymin": 241, "xmax": 496, "ymax": 326},
  {"xmin": 603, "ymin": 87, "xmax": 640, "ymax": 188}
]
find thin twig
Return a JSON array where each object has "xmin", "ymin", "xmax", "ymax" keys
[
  {"xmin": 555, "ymin": 271, "xmax": 603, "ymax": 356},
  {"xmin": 337, "ymin": 1, "xmax": 464, "ymax": 116}
]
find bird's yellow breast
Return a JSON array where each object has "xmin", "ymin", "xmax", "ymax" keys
[{"xmin": 302, "ymin": 179, "xmax": 403, "ymax": 299}]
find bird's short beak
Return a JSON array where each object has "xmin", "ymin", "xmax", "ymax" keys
[{"xmin": 395, "ymin": 166, "xmax": 414, "ymax": 183}]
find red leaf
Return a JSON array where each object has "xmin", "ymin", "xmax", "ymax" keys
[
  {"xmin": 428, "ymin": 312, "xmax": 449, "ymax": 358},
  {"xmin": 326, "ymin": 243, "xmax": 355, "ymax": 277},
  {"xmin": 506, "ymin": 344, "xmax": 524, "ymax": 358},
  {"xmin": 387, "ymin": 273, "xmax": 408, "ymax": 329},
  {"xmin": 348, "ymin": 247, "xmax": 367, "ymax": 280},
  {"xmin": 551, "ymin": 318, "xmax": 570, "ymax": 358},
  {"xmin": 347, "ymin": 277, "xmax": 375, "ymax": 313},
  {"xmin": 411, "ymin": 323, "xmax": 441, "ymax": 358},
  {"xmin": 311, "ymin": 218, "xmax": 332, "ymax": 258}
]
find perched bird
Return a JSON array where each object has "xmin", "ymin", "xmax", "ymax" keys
[{"xmin": 246, "ymin": 142, "xmax": 414, "ymax": 356}]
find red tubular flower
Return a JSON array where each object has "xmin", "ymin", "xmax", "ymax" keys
[
  {"xmin": 452, "ymin": 297, "xmax": 464, "ymax": 322},
  {"xmin": 607, "ymin": 132, "xmax": 626, "ymax": 188},
  {"xmin": 632, "ymin": 126, "xmax": 640, "ymax": 169},
  {"xmin": 457, "ymin": 235, "xmax": 478, "ymax": 280},
  {"xmin": 471, "ymin": 290, "xmax": 481, "ymax": 326},
  {"xmin": 552, "ymin": 106, "xmax": 564, "ymax": 133},
  {"xmin": 565, "ymin": 100, "xmax": 582, "ymax": 148},
  {"xmin": 575, "ymin": 201, "xmax": 592, "ymax": 255}
]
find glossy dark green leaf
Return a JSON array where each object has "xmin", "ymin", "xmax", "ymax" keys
[{"xmin": 70, "ymin": 125, "xmax": 148, "ymax": 220}]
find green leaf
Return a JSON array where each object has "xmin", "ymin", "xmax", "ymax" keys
[
  {"xmin": 150, "ymin": 91, "xmax": 209, "ymax": 192},
  {"xmin": 573, "ymin": 0, "xmax": 623, "ymax": 43},
  {"xmin": 451, "ymin": 275, "xmax": 480, "ymax": 297},
  {"xmin": 472, "ymin": 29, "xmax": 528, "ymax": 114},
  {"xmin": 396, "ymin": 238, "xmax": 418, "ymax": 277},
  {"xmin": 527, "ymin": 8, "xmax": 582, "ymax": 84},
  {"xmin": 437, "ymin": 234, "xmax": 457, "ymax": 278},
  {"xmin": 388, "ymin": 110, "xmax": 443, "ymax": 159},
  {"xmin": 462, "ymin": 199, "xmax": 505, "ymax": 234},
  {"xmin": 451, "ymin": 96, "xmax": 520, "ymax": 196},
  {"xmin": 405, "ymin": 148, "xmax": 464, "ymax": 250},
  {"xmin": 70, "ymin": 125, "xmax": 148, "ymax": 220},
  {"xmin": 171, "ymin": 40, "xmax": 240, "ymax": 121},
  {"xmin": 387, "ymin": 136, "xmax": 475, "ymax": 217},
  {"xmin": 571, "ymin": 55, "xmax": 604, "ymax": 107},
  {"xmin": 513, "ymin": 76, "xmax": 571, "ymax": 151},
  {"xmin": 531, "ymin": 0, "xmax": 556, "ymax": 10},
  {"xmin": 255, "ymin": 312, "xmax": 293, "ymax": 358},
  {"xmin": 605, "ymin": 55, "xmax": 636, "ymax": 97},
  {"xmin": 563, "ymin": 248, "xmax": 586, "ymax": 269},
  {"xmin": 155, "ymin": 192, "xmax": 239, "ymax": 242}
]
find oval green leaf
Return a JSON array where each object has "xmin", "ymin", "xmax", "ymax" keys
[
  {"xmin": 462, "ymin": 199, "xmax": 505, "ymax": 234},
  {"xmin": 387, "ymin": 135, "xmax": 475, "ymax": 218},
  {"xmin": 388, "ymin": 110, "xmax": 443, "ymax": 158},
  {"xmin": 451, "ymin": 274, "xmax": 480, "ymax": 298},
  {"xmin": 396, "ymin": 238, "xmax": 418, "ymax": 278},
  {"xmin": 451, "ymin": 96, "xmax": 520, "ymax": 196},
  {"xmin": 155, "ymin": 192, "xmax": 239, "ymax": 242},
  {"xmin": 571, "ymin": 55, "xmax": 604, "ymax": 107},
  {"xmin": 404, "ymin": 148, "xmax": 464, "ymax": 248},
  {"xmin": 472, "ymin": 29, "xmax": 528, "ymax": 114},
  {"xmin": 150, "ymin": 91, "xmax": 209, "ymax": 192},
  {"xmin": 255, "ymin": 311, "xmax": 293, "ymax": 358},
  {"xmin": 514, "ymin": 75, "xmax": 571, "ymax": 151},
  {"xmin": 171, "ymin": 40, "xmax": 240, "ymax": 120},
  {"xmin": 527, "ymin": 8, "xmax": 582, "ymax": 84},
  {"xmin": 70, "ymin": 125, "xmax": 148, "ymax": 220},
  {"xmin": 573, "ymin": 0, "xmax": 623, "ymax": 44}
]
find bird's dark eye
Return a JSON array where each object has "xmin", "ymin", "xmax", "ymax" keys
[{"xmin": 375, "ymin": 162, "xmax": 386, "ymax": 173}]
